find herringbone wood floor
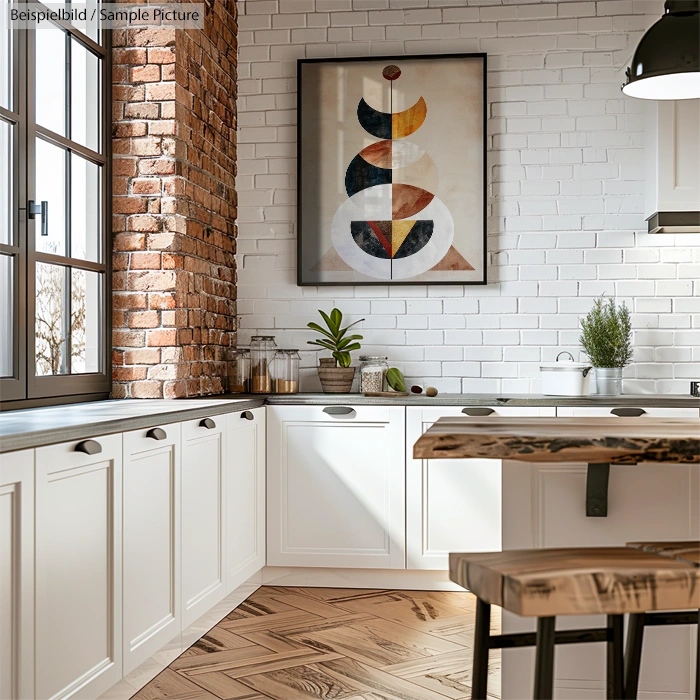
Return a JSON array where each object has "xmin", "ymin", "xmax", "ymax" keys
[{"xmin": 132, "ymin": 586, "xmax": 501, "ymax": 700}]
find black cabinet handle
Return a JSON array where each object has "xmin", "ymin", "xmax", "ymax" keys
[
  {"xmin": 611, "ymin": 408, "xmax": 646, "ymax": 417},
  {"xmin": 322, "ymin": 406, "xmax": 356, "ymax": 418},
  {"xmin": 241, "ymin": 411, "xmax": 254, "ymax": 420},
  {"xmin": 146, "ymin": 427, "xmax": 167, "ymax": 440},
  {"xmin": 75, "ymin": 439, "xmax": 102, "ymax": 455},
  {"xmin": 462, "ymin": 407, "xmax": 496, "ymax": 417},
  {"xmin": 200, "ymin": 418, "xmax": 216, "ymax": 429}
]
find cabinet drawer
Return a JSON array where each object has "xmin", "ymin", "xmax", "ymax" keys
[
  {"xmin": 267, "ymin": 405, "xmax": 405, "ymax": 569},
  {"xmin": 557, "ymin": 406, "xmax": 699, "ymax": 418}
]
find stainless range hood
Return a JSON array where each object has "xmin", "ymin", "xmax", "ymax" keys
[{"xmin": 647, "ymin": 211, "xmax": 700, "ymax": 234}]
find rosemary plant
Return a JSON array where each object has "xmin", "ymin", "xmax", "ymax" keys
[{"xmin": 579, "ymin": 297, "xmax": 633, "ymax": 368}]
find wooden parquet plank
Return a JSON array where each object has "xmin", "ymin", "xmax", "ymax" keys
[
  {"xmin": 287, "ymin": 617, "xmax": 464, "ymax": 669},
  {"xmin": 220, "ymin": 610, "xmax": 323, "ymax": 633},
  {"xmin": 171, "ymin": 645, "xmax": 284, "ymax": 674},
  {"xmin": 267, "ymin": 591, "xmax": 357, "ymax": 618},
  {"xmin": 131, "ymin": 668, "xmax": 219, "ymax": 700},
  {"xmin": 315, "ymin": 656, "xmax": 461, "ymax": 700},
  {"xmin": 183, "ymin": 670, "xmax": 273, "ymax": 699},
  {"xmin": 223, "ymin": 651, "xmax": 344, "ymax": 680}
]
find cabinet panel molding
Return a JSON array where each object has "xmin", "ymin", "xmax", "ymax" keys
[
  {"xmin": 225, "ymin": 407, "xmax": 266, "ymax": 593},
  {"xmin": 267, "ymin": 405, "xmax": 405, "ymax": 569},
  {"xmin": 181, "ymin": 415, "xmax": 227, "ymax": 628},
  {"xmin": 122, "ymin": 423, "xmax": 181, "ymax": 675},
  {"xmin": 0, "ymin": 449, "xmax": 34, "ymax": 700},
  {"xmin": 35, "ymin": 434, "xmax": 123, "ymax": 700}
]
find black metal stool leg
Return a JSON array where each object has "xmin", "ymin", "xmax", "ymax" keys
[
  {"xmin": 607, "ymin": 614, "xmax": 624, "ymax": 699},
  {"xmin": 471, "ymin": 598, "xmax": 491, "ymax": 700},
  {"xmin": 695, "ymin": 609, "xmax": 700, "ymax": 700},
  {"xmin": 534, "ymin": 616, "xmax": 556, "ymax": 700},
  {"xmin": 624, "ymin": 613, "xmax": 645, "ymax": 699}
]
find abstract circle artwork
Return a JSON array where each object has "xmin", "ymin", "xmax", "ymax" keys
[{"xmin": 299, "ymin": 55, "xmax": 486, "ymax": 285}]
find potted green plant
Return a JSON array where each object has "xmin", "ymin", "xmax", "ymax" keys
[
  {"xmin": 307, "ymin": 308, "xmax": 364, "ymax": 393},
  {"xmin": 579, "ymin": 296, "xmax": 633, "ymax": 395}
]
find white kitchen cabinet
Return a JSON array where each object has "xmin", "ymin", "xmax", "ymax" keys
[
  {"xmin": 181, "ymin": 413, "xmax": 227, "ymax": 628},
  {"xmin": 267, "ymin": 404, "xmax": 405, "ymax": 569},
  {"xmin": 406, "ymin": 406, "xmax": 556, "ymax": 570},
  {"xmin": 225, "ymin": 407, "xmax": 266, "ymax": 593},
  {"xmin": 502, "ymin": 406, "xmax": 700, "ymax": 700},
  {"xmin": 35, "ymin": 434, "xmax": 123, "ymax": 700},
  {"xmin": 122, "ymin": 423, "xmax": 181, "ymax": 675},
  {"xmin": 646, "ymin": 99, "xmax": 700, "ymax": 224},
  {"xmin": 0, "ymin": 449, "xmax": 34, "ymax": 700}
]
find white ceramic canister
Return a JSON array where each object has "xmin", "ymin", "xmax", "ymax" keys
[{"xmin": 540, "ymin": 351, "xmax": 593, "ymax": 396}]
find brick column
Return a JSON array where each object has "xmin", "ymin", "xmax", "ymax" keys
[{"xmin": 112, "ymin": 2, "xmax": 238, "ymax": 398}]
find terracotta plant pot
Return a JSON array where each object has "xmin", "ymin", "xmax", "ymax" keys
[{"xmin": 318, "ymin": 366, "xmax": 356, "ymax": 393}]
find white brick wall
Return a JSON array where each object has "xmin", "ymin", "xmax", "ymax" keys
[{"xmin": 236, "ymin": 0, "xmax": 700, "ymax": 394}]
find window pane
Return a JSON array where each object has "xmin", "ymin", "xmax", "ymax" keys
[
  {"xmin": 71, "ymin": 154, "xmax": 101, "ymax": 262},
  {"xmin": 71, "ymin": 39, "xmax": 101, "ymax": 152},
  {"xmin": 35, "ymin": 23, "xmax": 66, "ymax": 136},
  {"xmin": 0, "ymin": 254, "xmax": 12, "ymax": 377},
  {"xmin": 70, "ymin": 1, "xmax": 101, "ymax": 48},
  {"xmin": 0, "ymin": 0, "xmax": 11, "ymax": 110},
  {"xmin": 35, "ymin": 139, "xmax": 66, "ymax": 256},
  {"xmin": 35, "ymin": 262, "xmax": 68, "ymax": 376},
  {"xmin": 0, "ymin": 118, "xmax": 11, "ymax": 245},
  {"xmin": 71, "ymin": 268, "xmax": 101, "ymax": 373}
]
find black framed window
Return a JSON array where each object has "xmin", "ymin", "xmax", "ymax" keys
[{"xmin": 0, "ymin": 1, "xmax": 111, "ymax": 408}]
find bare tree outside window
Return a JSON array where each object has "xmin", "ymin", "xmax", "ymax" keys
[{"xmin": 35, "ymin": 247, "xmax": 87, "ymax": 376}]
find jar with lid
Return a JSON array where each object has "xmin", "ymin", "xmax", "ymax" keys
[
  {"xmin": 226, "ymin": 348, "xmax": 251, "ymax": 393},
  {"xmin": 359, "ymin": 356, "xmax": 388, "ymax": 393},
  {"xmin": 272, "ymin": 349, "xmax": 300, "ymax": 394},
  {"xmin": 250, "ymin": 335, "xmax": 276, "ymax": 393}
]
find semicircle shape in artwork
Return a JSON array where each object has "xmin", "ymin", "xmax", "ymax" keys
[
  {"xmin": 345, "ymin": 154, "xmax": 392, "ymax": 198},
  {"xmin": 357, "ymin": 97, "xmax": 427, "ymax": 139},
  {"xmin": 392, "ymin": 184, "xmax": 434, "ymax": 219}
]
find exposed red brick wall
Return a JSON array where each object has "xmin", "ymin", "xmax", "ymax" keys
[{"xmin": 111, "ymin": 2, "xmax": 238, "ymax": 398}]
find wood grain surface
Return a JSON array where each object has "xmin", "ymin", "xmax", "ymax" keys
[
  {"xmin": 627, "ymin": 540, "xmax": 700, "ymax": 565},
  {"xmin": 133, "ymin": 586, "xmax": 501, "ymax": 700},
  {"xmin": 449, "ymin": 548, "xmax": 700, "ymax": 617},
  {"xmin": 413, "ymin": 416, "xmax": 700, "ymax": 464}
]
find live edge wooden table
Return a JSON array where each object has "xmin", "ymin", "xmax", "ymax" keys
[
  {"xmin": 413, "ymin": 416, "xmax": 700, "ymax": 517},
  {"xmin": 413, "ymin": 416, "xmax": 700, "ymax": 698}
]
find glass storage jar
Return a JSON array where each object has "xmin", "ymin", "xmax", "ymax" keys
[
  {"xmin": 250, "ymin": 335, "xmax": 276, "ymax": 393},
  {"xmin": 226, "ymin": 348, "xmax": 251, "ymax": 393},
  {"xmin": 272, "ymin": 349, "xmax": 300, "ymax": 394},
  {"xmin": 359, "ymin": 356, "xmax": 388, "ymax": 393}
]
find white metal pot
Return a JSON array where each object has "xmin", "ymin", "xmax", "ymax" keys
[{"xmin": 540, "ymin": 352, "xmax": 593, "ymax": 396}]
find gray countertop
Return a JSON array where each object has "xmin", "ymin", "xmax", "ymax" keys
[
  {"xmin": 230, "ymin": 392, "xmax": 700, "ymax": 408},
  {"xmin": 1, "ymin": 393, "xmax": 698, "ymax": 453},
  {"xmin": 0, "ymin": 398, "xmax": 265, "ymax": 453}
]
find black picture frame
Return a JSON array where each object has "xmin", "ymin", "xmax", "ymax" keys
[{"xmin": 297, "ymin": 53, "xmax": 487, "ymax": 287}]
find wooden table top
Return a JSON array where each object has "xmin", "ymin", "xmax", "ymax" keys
[{"xmin": 413, "ymin": 416, "xmax": 700, "ymax": 464}]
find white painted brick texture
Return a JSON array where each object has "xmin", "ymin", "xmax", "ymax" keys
[{"xmin": 236, "ymin": 0, "xmax": 699, "ymax": 394}]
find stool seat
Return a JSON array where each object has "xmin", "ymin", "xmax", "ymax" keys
[{"xmin": 449, "ymin": 547, "xmax": 700, "ymax": 618}]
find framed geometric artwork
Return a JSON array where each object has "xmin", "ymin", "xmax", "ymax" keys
[{"xmin": 297, "ymin": 53, "xmax": 487, "ymax": 286}]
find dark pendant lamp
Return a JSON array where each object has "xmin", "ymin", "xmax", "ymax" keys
[{"xmin": 622, "ymin": 0, "xmax": 700, "ymax": 99}]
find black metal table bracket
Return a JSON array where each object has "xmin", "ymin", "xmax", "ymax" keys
[{"xmin": 586, "ymin": 463, "xmax": 610, "ymax": 517}]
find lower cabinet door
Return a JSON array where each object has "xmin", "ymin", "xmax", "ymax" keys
[
  {"xmin": 181, "ymin": 414, "xmax": 227, "ymax": 628},
  {"xmin": 267, "ymin": 405, "xmax": 405, "ymax": 569},
  {"xmin": 406, "ymin": 406, "xmax": 556, "ymax": 570},
  {"xmin": 225, "ymin": 407, "xmax": 266, "ymax": 593},
  {"xmin": 122, "ymin": 423, "xmax": 181, "ymax": 675},
  {"xmin": 0, "ymin": 449, "xmax": 34, "ymax": 700},
  {"xmin": 35, "ymin": 434, "xmax": 123, "ymax": 700}
]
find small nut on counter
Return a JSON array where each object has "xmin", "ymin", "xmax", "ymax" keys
[{"xmin": 425, "ymin": 386, "xmax": 438, "ymax": 397}]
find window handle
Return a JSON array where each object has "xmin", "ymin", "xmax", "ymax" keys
[{"xmin": 29, "ymin": 200, "xmax": 49, "ymax": 237}]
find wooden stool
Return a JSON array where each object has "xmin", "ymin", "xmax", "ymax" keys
[
  {"xmin": 624, "ymin": 541, "xmax": 700, "ymax": 700},
  {"xmin": 449, "ymin": 547, "xmax": 700, "ymax": 700}
]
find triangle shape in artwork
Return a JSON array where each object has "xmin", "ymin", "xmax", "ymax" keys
[
  {"xmin": 391, "ymin": 220, "xmax": 416, "ymax": 256},
  {"xmin": 430, "ymin": 246, "xmax": 475, "ymax": 271},
  {"xmin": 311, "ymin": 247, "xmax": 354, "ymax": 272}
]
